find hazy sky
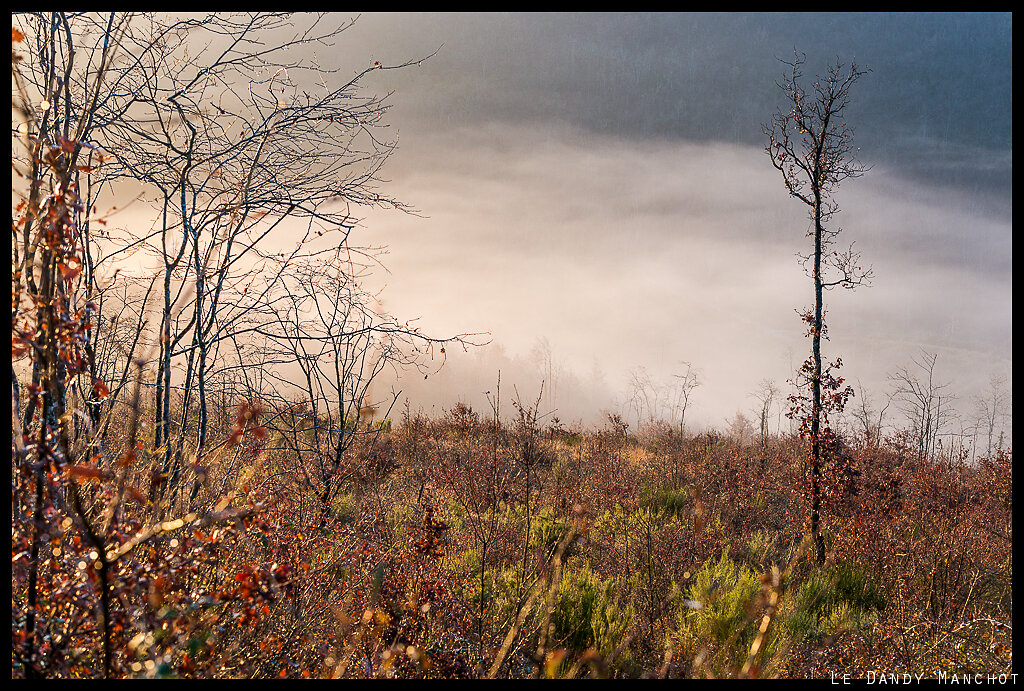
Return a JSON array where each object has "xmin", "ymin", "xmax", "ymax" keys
[{"xmin": 219, "ymin": 13, "xmax": 1018, "ymax": 430}]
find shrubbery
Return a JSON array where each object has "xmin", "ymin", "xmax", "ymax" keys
[{"xmin": 11, "ymin": 388, "xmax": 1013, "ymax": 678}]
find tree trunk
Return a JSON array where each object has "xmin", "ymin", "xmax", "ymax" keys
[{"xmin": 810, "ymin": 197, "xmax": 826, "ymax": 565}]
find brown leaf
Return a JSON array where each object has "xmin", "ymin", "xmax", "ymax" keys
[{"xmin": 67, "ymin": 464, "xmax": 110, "ymax": 482}]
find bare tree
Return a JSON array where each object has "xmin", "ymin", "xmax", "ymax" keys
[
  {"xmin": 13, "ymin": 13, "xmax": 448, "ymax": 504},
  {"xmin": 626, "ymin": 365, "xmax": 658, "ymax": 426},
  {"xmin": 973, "ymin": 373, "xmax": 1010, "ymax": 458},
  {"xmin": 752, "ymin": 378, "xmax": 780, "ymax": 448},
  {"xmin": 850, "ymin": 379, "xmax": 893, "ymax": 449},
  {"xmin": 670, "ymin": 361, "xmax": 701, "ymax": 436},
  {"xmin": 764, "ymin": 54, "xmax": 870, "ymax": 564},
  {"xmin": 258, "ymin": 253, "xmax": 472, "ymax": 516},
  {"xmin": 889, "ymin": 351, "xmax": 957, "ymax": 464},
  {"xmin": 529, "ymin": 337, "xmax": 560, "ymax": 413},
  {"xmin": 726, "ymin": 411, "xmax": 755, "ymax": 446},
  {"xmin": 624, "ymin": 362, "xmax": 701, "ymax": 433},
  {"xmin": 12, "ymin": 13, "xmax": 132, "ymax": 459}
]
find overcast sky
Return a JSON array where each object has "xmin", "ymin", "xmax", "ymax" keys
[{"xmin": 279, "ymin": 13, "xmax": 1012, "ymax": 431}]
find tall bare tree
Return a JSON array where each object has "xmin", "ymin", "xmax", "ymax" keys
[
  {"xmin": 13, "ymin": 13, "xmax": 446, "ymax": 503},
  {"xmin": 764, "ymin": 54, "xmax": 870, "ymax": 564}
]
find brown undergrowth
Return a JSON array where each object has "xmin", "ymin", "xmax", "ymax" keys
[{"xmin": 12, "ymin": 392, "xmax": 1012, "ymax": 678}]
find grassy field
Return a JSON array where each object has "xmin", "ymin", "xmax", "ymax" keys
[{"xmin": 11, "ymin": 394, "xmax": 1012, "ymax": 678}]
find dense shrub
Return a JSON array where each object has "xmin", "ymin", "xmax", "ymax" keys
[
  {"xmin": 674, "ymin": 547, "xmax": 762, "ymax": 675},
  {"xmin": 780, "ymin": 559, "xmax": 886, "ymax": 645},
  {"xmin": 12, "ymin": 392, "xmax": 1012, "ymax": 678}
]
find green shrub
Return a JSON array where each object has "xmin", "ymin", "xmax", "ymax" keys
[
  {"xmin": 779, "ymin": 559, "xmax": 886, "ymax": 644},
  {"xmin": 331, "ymin": 492, "xmax": 358, "ymax": 523},
  {"xmin": 531, "ymin": 507, "xmax": 570, "ymax": 552},
  {"xmin": 488, "ymin": 562, "xmax": 531, "ymax": 632},
  {"xmin": 552, "ymin": 564, "xmax": 603, "ymax": 651},
  {"xmin": 589, "ymin": 578, "xmax": 635, "ymax": 666},
  {"xmin": 551, "ymin": 452, "xmax": 574, "ymax": 485},
  {"xmin": 675, "ymin": 547, "xmax": 762, "ymax": 673},
  {"xmin": 551, "ymin": 565, "xmax": 635, "ymax": 666},
  {"xmin": 744, "ymin": 530, "xmax": 779, "ymax": 571},
  {"xmin": 458, "ymin": 547, "xmax": 481, "ymax": 580},
  {"xmin": 641, "ymin": 483, "xmax": 690, "ymax": 517}
]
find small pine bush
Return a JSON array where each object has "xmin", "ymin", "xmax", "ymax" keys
[
  {"xmin": 676, "ymin": 547, "xmax": 762, "ymax": 674},
  {"xmin": 780, "ymin": 559, "xmax": 886, "ymax": 644}
]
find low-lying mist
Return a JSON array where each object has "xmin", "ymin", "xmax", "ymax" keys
[{"xmin": 353, "ymin": 122, "xmax": 1010, "ymax": 434}]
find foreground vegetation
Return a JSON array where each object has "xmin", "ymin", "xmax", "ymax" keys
[
  {"xmin": 11, "ymin": 12, "xmax": 1011, "ymax": 680},
  {"xmin": 12, "ymin": 393, "xmax": 1012, "ymax": 678}
]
